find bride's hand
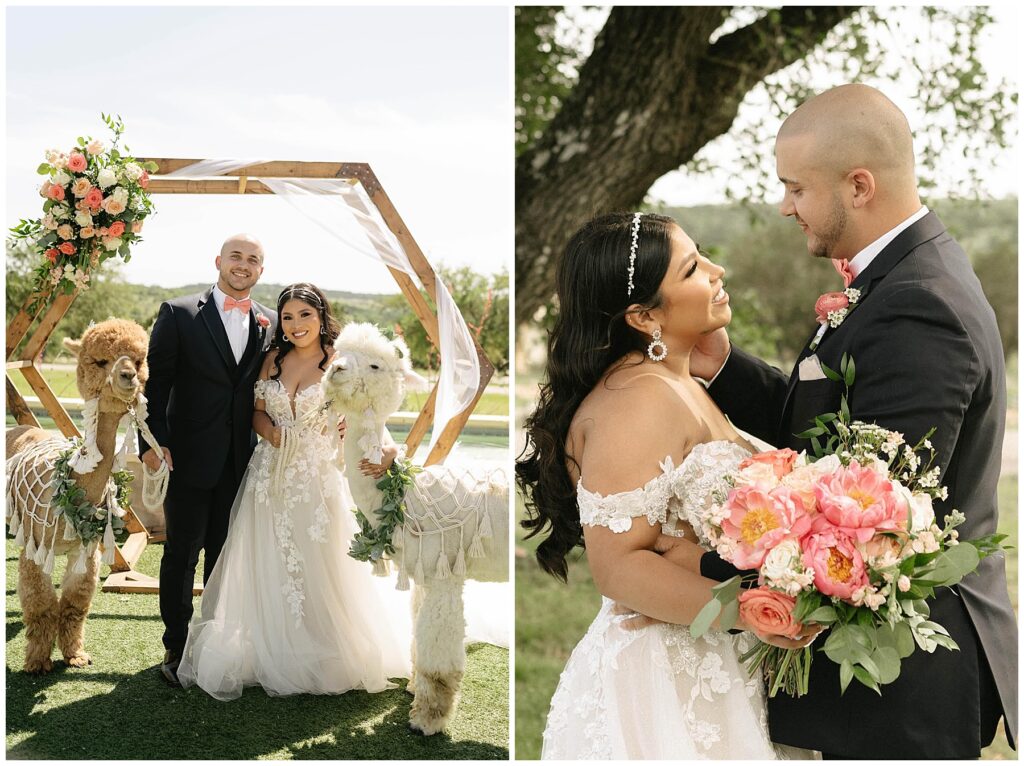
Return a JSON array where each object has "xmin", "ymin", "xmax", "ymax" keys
[
  {"xmin": 610, "ymin": 601, "xmax": 663, "ymax": 631},
  {"xmin": 337, "ymin": 416, "xmax": 347, "ymax": 441},
  {"xmin": 690, "ymin": 326, "xmax": 730, "ymax": 382},
  {"xmin": 751, "ymin": 622, "xmax": 825, "ymax": 650},
  {"xmin": 269, "ymin": 426, "xmax": 283, "ymax": 449},
  {"xmin": 358, "ymin": 444, "xmax": 399, "ymax": 479}
]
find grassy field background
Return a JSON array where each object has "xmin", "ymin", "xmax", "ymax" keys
[
  {"xmin": 6, "ymin": 542, "xmax": 509, "ymax": 760},
  {"xmin": 514, "ymin": 358, "xmax": 1019, "ymax": 760}
]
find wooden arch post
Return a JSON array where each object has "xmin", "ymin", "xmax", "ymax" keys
[{"xmin": 6, "ymin": 159, "xmax": 495, "ymax": 594}]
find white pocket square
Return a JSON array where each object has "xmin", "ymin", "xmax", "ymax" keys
[{"xmin": 798, "ymin": 354, "xmax": 827, "ymax": 381}]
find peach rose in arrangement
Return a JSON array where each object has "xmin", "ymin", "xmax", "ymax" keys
[
  {"xmin": 738, "ymin": 587, "xmax": 802, "ymax": 637},
  {"xmin": 57, "ymin": 242, "xmax": 76, "ymax": 256},
  {"xmin": 44, "ymin": 248, "xmax": 59, "ymax": 265},
  {"xmin": 740, "ymin": 448, "xmax": 800, "ymax": 480},
  {"xmin": 71, "ymin": 178, "xmax": 92, "ymax": 198},
  {"xmin": 84, "ymin": 187, "xmax": 104, "ymax": 210},
  {"xmin": 102, "ymin": 196, "xmax": 127, "ymax": 215},
  {"xmin": 131, "ymin": 220, "xmax": 144, "ymax": 233},
  {"xmin": 46, "ymin": 183, "xmax": 65, "ymax": 201},
  {"xmin": 56, "ymin": 224, "xmax": 74, "ymax": 240},
  {"xmin": 720, "ymin": 485, "xmax": 812, "ymax": 569},
  {"xmin": 67, "ymin": 152, "xmax": 88, "ymax": 172},
  {"xmin": 106, "ymin": 221, "xmax": 125, "ymax": 238},
  {"xmin": 79, "ymin": 226, "xmax": 96, "ymax": 239},
  {"xmin": 813, "ymin": 460, "xmax": 908, "ymax": 543},
  {"xmin": 86, "ymin": 139, "xmax": 104, "ymax": 156}
]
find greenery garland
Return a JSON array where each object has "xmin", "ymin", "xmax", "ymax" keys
[
  {"xmin": 349, "ymin": 457, "xmax": 420, "ymax": 565},
  {"xmin": 52, "ymin": 439, "xmax": 131, "ymax": 544}
]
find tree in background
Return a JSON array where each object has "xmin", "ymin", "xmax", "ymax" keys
[{"xmin": 515, "ymin": 6, "xmax": 1016, "ymax": 326}]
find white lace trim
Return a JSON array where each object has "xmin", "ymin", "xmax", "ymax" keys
[{"xmin": 576, "ymin": 440, "xmax": 750, "ymax": 535}]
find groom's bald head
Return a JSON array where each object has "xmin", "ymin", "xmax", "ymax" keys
[{"xmin": 777, "ymin": 84, "xmax": 917, "ymax": 196}]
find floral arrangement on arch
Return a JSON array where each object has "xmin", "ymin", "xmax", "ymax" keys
[
  {"xmin": 690, "ymin": 354, "xmax": 1007, "ymax": 698},
  {"xmin": 9, "ymin": 114, "xmax": 156, "ymax": 311}
]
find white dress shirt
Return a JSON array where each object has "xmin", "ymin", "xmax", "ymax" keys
[
  {"xmin": 212, "ymin": 284, "xmax": 251, "ymax": 363},
  {"xmin": 847, "ymin": 205, "xmax": 929, "ymax": 279}
]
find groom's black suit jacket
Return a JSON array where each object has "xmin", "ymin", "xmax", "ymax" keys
[
  {"xmin": 142, "ymin": 288, "xmax": 277, "ymax": 488},
  {"xmin": 703, "ymin": 213, "xmax": 1017, "ymax": 758}
]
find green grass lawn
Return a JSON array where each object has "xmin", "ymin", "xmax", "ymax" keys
[
  {"xmin": 514, "ymin": 476, "xmax": 1019, "ymax": 760},
  {"xmin": 7, "ymin": 540, "xmax": 508, "ymax": 760}
]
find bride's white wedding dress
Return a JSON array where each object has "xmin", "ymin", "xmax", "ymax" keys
[
  {"xmin": 542, "ymin": 440, "xmax": 817, "ymax": 760},
  {"xmin": 177, "ymin": 378, "xmax": 410, "ymax": 700}
]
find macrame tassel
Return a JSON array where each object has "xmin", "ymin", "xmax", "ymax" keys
[
  {"xmin": 469, "ymin": 532, "xmax": 486, "ymax": 559},
  {"xmin": 478, "ymin": 511, "xmax": 493, "ymax": 540},
  {"xmin": 435, "ymin": 552, "xmax": 451, "ymax": 579},
  {"xmin": 14, "ymin": 520, "xmax": 26, "ymax": 547},
  {"xmin": 395, "ymin": 565, "xmax": 410, "ymax": 591},
  {"xmin": 372, "ymin": 558, "xmax": 390, "ymax": 577},
  {"xmin": 42, "ymin": 545, "xmax": 56, "ymax": 575},
  {"xmin": 33, "ymin": 541, "xmax": 48, "ymax": 566},
  {"xmin": 101, "ymin": 517, "xmax": 116, "ymax": 565},
  {"xmin": 414, "ymin": 556, "xmax": 425, "ymax": 584},
  {"xmin": 72, "ymin": 547, "xmax": 89, "ymax": 574},
  {"xmin": 63, "ymin": 517, "xmax": 79, "ymax": 540},
  {"xmin": 25, "ymin": 532, "xmax": 37, "ymax": 560},
  {"xmin": 453, "ymin": 546, "xmax": 467, "ymax": 577},
  {"xmin": 8, "ymin": 507, "xmax": 21, "ymax": 538}
]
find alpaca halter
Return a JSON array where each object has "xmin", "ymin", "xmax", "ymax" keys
[{"xmin": 627, "ymin": 212, "xmax": 642, "ymax": 297}]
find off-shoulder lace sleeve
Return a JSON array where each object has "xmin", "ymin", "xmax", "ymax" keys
[
  {"xmin": 254, "ymin": 378, "xmax": 272, "ymax": 399},
  {"xmin": 577, "ymin": 459, "xmax": 675, "ymax": 533}
]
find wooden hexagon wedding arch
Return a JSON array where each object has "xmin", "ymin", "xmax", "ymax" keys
[{"xmin": 6, "ymin": 159, "xmax": 496, "ymax": 593}]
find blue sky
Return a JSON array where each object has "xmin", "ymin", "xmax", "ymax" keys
[{"xmin": 6, "ymin": 5, "xmax": 511, "ymax": 292}]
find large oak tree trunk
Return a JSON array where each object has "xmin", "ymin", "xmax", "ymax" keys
[{"xmin": 515, "ymin": 6, "xmax": 859, "ymax": 326}]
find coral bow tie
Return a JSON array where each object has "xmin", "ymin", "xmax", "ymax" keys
[
  {"xmin": 833, "ymin": 258, "xmax": 854, "ymax": 288},
  {"xmin": 224, "ymin": 296, "xmax": 251, "ymax": 314}
]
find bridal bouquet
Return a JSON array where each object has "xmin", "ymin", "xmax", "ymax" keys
[
  {"xmin": 9, "ymin": 114, "xmax": 157, "ymax": 312},
  {"xmin": 690, "ymin": 354, "xmax": 1007, "ymax": 697}
]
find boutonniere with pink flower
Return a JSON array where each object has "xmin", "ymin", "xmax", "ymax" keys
[
  {"xmin": 255, "ymin": 312, "xmax": 270, "ymax": 329},
  {"xmin": 809, "ymin": 287, "xmax": 863, "ymax": 351},
  {"xmin": 9, "ymin": 113, "xmax": 156, "ymax": 313}
]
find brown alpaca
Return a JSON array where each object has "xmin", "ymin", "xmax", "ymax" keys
[{"xmin": 6, "ymin": 318, "xmax": 149, "ymax": 673}]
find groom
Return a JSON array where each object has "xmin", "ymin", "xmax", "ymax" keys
[
  {"xmin": 141, "ymin": 233, "xmax": 277, "ymax": 686},
  {"xmin": 690, "ymin": 84, "xmax": 1017, "ymax": 758}
]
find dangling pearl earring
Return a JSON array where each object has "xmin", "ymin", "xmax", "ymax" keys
[{"xmin": 647, "ymin": 328, "xmax": 668, "ymax": 362}]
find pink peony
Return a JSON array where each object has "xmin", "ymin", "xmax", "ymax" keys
[
  {"xmin": 802, "ymin": 528, "xmax": 869, "ymax": 600},
  {"xmin": 720, "ymin": 485, "xmax": 812, "ymax": 569},
  {"xmin": 813, "ymin": 460, "xmax": 908, "ymax": 542},
  {"xmin": 57, "ymin": 242, "xmax": 76, "ymax": 256},
  {"xmin": 739, "ymin": 587, "xmax": 802, "ymax": 637},
  {"xmin": 84, "ymin": 187, "xmax": 104, "ymax": 209},
  {"xmin": 739, "ymin": 448, "xmax": 800, "ymax": 480},
  {"xmin": 46, "ymin": 183, "xmax": 65, "ymax": 201},
  {"xmin": 106, "ymin": 220, "xmax": 125, "ymax": 238},
  {"xmin": 814, "ymin": 292, "xmax": 849, "ymax": 324},
  {"xmin": 67, "ymin": 152, "xmax": 87, "ymax": 173}
]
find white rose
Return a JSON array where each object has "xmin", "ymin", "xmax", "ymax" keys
[
  {"xmin": 102, "ymin": 236, "xmax": 121, "ymax": 251},
  {"xmin": 74, "ymin": 210, "xmax": 93, "ymax": 227},
  {"xmin": 123, "ymin": 163, "xmax": 143, "ymax": 181},
  {"xmin": 807, "ymin": 453, "xmax": 841, "ymax": 480},
  {"xmin": 42, "ymin": 213, "xmax": 58, "ymax": 230},
  {"xmin": 97, "ymin": 167, "xmax": 117, "ymax": 189},
  {"xmin": 761, "ymin": 539, "xmax": 802, "ymax": 582},
  {"xmin": 737, "ymin": 460, "xmax": 779, "ymax": 488},
  {"xmin": 904, "ymin": 490, "xmax": 935, "ymax": 533},
  {"xmin": 897, "ymin": 575, "xmax": 911, "ymax": 592},
  {"xmin": 45, "ymin": 148, "xmax": 62, "ymax": 164},
  {"xmin": 54, "ymin": 203, "xmax": 71, "ymax": 220},
  {"xmin": 53, "ymin": 169, "xmax": 71, "ymax": 186},
  {"xmin": 86, "ymin": 139, "xmax": 104, "ymax": 156}
]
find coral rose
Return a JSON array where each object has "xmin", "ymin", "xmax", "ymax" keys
[
  {"xmin": 44, "ymin": 248, "xmax": 59, "ymax": 265},
  {"xmin": 739, "ymin": 587, "xmax": 802, "ymax": 637},
  {"xmin": 139, "ymin": 170, "xmax": 150, "ymax": 189},
  {"xmin": 814, "ymin": 292, "xmax": 849, "ymax": 324},
  {"xmin": 57, "ymin": 242, "xmax": 76, "ymax": 256},
  {"xmin": 67, "ymin": 152, "xmax": 87, "ymax": 173},
  {"xmin": 813, "ymin": 460, "xmax": 908, "ymax": 542},
  {"xmin": 720, "ymin": 485, "xmax": 812, "ymax": 569},
  {"xmin": 106, "ymin": 221, "xmax": 126, "ymax": 238},
  {"xmin": 46, "ymin": 183, "xmax": 65, "ymax": 201},
  {"xmin": 84, "ymin": 187, "xmax": 104, "ymax": 209},
  {"xmin": 802, "ymin": 528, "xmax": 869, "ymax": 600},
  {"xmin": 740, "ymin": 448, "xmax": 800, "ymax": 480}
]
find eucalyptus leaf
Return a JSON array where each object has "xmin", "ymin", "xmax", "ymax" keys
[{"xmin": 689, "ymin": 598, "xmax": 722, "ymax": 638}]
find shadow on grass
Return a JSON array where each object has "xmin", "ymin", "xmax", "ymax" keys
[{"xmin": 6, "ymin": 664, "xmax": 506, "ymax": 760}]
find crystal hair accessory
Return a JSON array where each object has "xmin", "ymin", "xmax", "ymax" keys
[{"xmin": 626, "ymin": 212, "xmax": 641, "ymax": 297}]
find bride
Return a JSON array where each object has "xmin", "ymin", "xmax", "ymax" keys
[
  {"xmin": 177, "ymin": 282, "xmax": 410, "ymax": 700},
  {"xmin": 517, "ymin": 213, "xmax": 818, "ymax": 759}
]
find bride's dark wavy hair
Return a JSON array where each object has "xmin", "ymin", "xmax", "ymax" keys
[
  {"xmin": 516, "ymin": 212, "xmax": 677, "ymax": 581},
  {"xmin": 269, "ymin": 282, "xmax": 342, "ymax": 380}
]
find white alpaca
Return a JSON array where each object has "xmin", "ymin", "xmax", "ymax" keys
[{"xmin": 322, "ymin": 322, "xmax": 508, "ymax": 736}]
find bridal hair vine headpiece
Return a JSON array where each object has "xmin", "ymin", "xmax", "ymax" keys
[{"xmin": 626, "ymin": 212, "xmax": 642, "ymax": 297}]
